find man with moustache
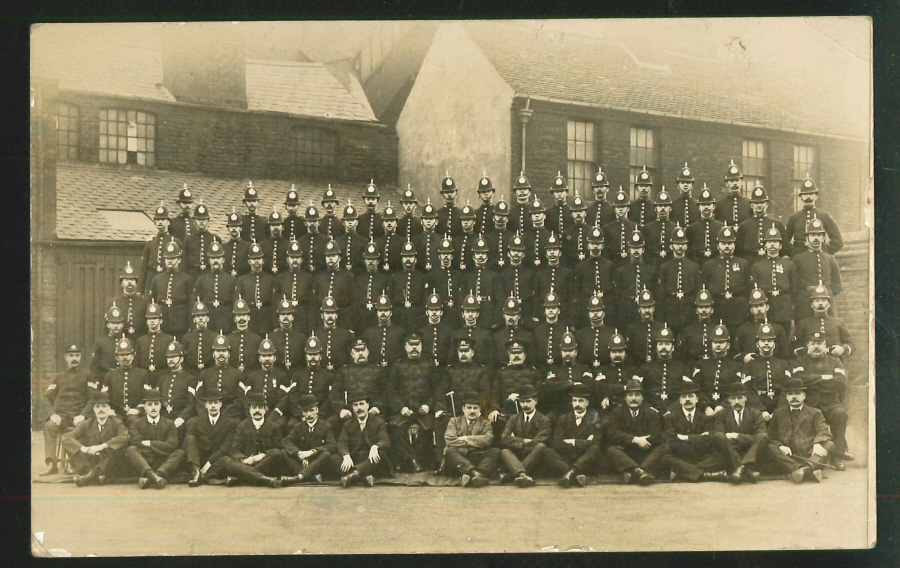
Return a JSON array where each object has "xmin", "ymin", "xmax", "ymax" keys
[
  {"xmin": 363, "ymin": 295, "xmax": 405, "ymax": 368},
  {"xmin": 313, "ymin": 240, "xmax": 357, "ymax": 329},
  {"xmin": 576, "ymin": 295, "xmax": 615, "ymax": 371},
  {"xmin": 493, "ymin": 339, "xmax": 541, "ymax": 439},
  {"xmin": 387, "ymin": 331, "xmax": 436, "ymax": 473},
  {"xmin": 792, "ymin": 218, "xmax": 843, "ymax": 321},
  {"xmin": 540, "ymin": 331, "xmax": 592, "ymax": 424},
  {"xmin": 734, "ymin": 287, "xmax": 791, "ymax": 362},
  {"xmin": 509, "ymin": 172, "xmax": 535, "ymax": 235},
  {"xmin": 413, "ymin": 200, "xmax": 442, "ymax": 272},
  {"xmin": 640, "ymin": 325, "xmax": 693, "ymax": 413},
  {"xmin": 443, "ymin": 391, "xmax": 499, "ymax": 488},
  {"xmin": 454, "ymin": 203, "xmax": 479, "ymax": 272},
  {"xmin": 62, "ymin": 392, "xmax": 130, "ymax": 487},
  {"xmin": 136, "ymin": 301, "xmax": 173, "ymax": 389},
  {"xmin": 234, "ymin": 242, "xmax": 276, "ymax": 335},
  {"xmin": 261, "ymin": 208, "xmax": 289, "ymax": 276},
  {"xmin": 398, "ymin": 186, "xmax": 423, "ymax": 239},
  {"xmin": 181, "ymin": 300, "xmax": 216, "ymax": 375},
  {"xmin": 486, "ymin": 199, "xmax": 514, "ymax": 271},
  {"xmin": 716, "ymin": 160, "xmax": 752, "ymax": 227},
  {"xmin": 499, "ymin": 384, "xmax": 551, "ymax": 488},
  {"xmin": 686, "ymin": 186, "xmax": 724, "ymax": 269},
  {"xmin": 170, "ymin": 185, "xmax": 198, "ymax": 243},
  {"xmin": 282, "ymin": 186, "xmax": 305, "ymax": 243},
  {"xmin": 786, "ymin": 176, "xmax": 843, "ymax": 256},
  {"xmin": 391, "ymin": 240, "xmax": 427, "ymax": 330},
  {"xmin": 125, "ymin": 388, "xmax": 186, "ymax": 489},
  {"xmin": 741, "ymin": 323, "xmax": 793, "ymax": 418},
  {"xmin": 658, "ymin": 224, "xmax": 701, "ymax": 333},
  {"xmin": 461, "ymin": 237, "xmax": 504, "ymax": 329},
  {"xmin": 141, "ymin": 203, "xmax": 182, "ymax": 295},
  {"xmin": 474, "ymin": 175, "xmax": 496, "ymax": 235},
  {"xmin": 625, "ymin": 289, "xmax": 665, "ymax": 365},
  {"xmin": 425, "ymin": 238, "xmax": 462, "ymax": 329},
  {"xmin": 40, "ymin": 344, "xmax": 95, "ymax": 476},
  {"xmin": 222, "ymin": 393, "xmax": 288, "ymax": 488},
  {"xmin": 419, "ymin": 292, "xmax": 454, "ymax": 368},
  {"xmin": 147, "ymin": 240, "xmax": 194, "ymax": 338},
  {"xmin": 183, "ymin": 388, "xmax": 238, "ymax": 487},
  {"xmin": 195, "ymin": 333, "xmax": 246, "ymax": 422},
  {"xmin": 183, "ymin": 201, "xmax": 219, "ymax": 280},
  {"xmin": 586, "ymin": 167, "xmax": 615, "ymax": 227},
  {"xmin": 437, "ymin": 176, "xmax": 463, "ymax": 237},
  {"xmin": 736, "ymin": 185, "xmax": 791, "ymax": 262},
  {"xmin": 702, "ymin": 226, "xmax": 750, "ymax": 337},
  {"xmin": 286, "ymin": 336, "xmax": 336, "ymax": 427},
  {"xmin": 223, "ymin": 209, "xmax": 251, "ymax": 279},
  {"xmin": 542, "ymin": 383, "xmax": 603, "ymax": 488},
  {"xmin": 227, "ymin": 297, "xmax": 262, "ymax": 374},
  {"xmin": 244, "ymin": 338, "xmax": 291, "ymax": 429},
  {"xmin": 604, "ymin": 378, "xmax": 662, "ymax": 486},
  {"xmin": 452, "ymin": 294, "xmax": 494, "ymax": 365},
  {"xmin": 156, "ymin": 341, "xmax": 197, "ymax": 426},
  {"xmin": 358, "ymin": 180, "xmax": 385, "ymax": 240},
  {"xmin": 240, "ymin": 182, "xmax": 268, "ymax": 243},
  {"xmin": 547, "ymin": 173, "xmax": 572, "ymax": 237},
  {"xmin": 299, "ymin": 203, "xmax": 328, "ymax": 273},
  {"xmin": 336, "ymin": 202, "xmax": 367, "ymax": 275},
  {"xmin": 492, "ymin": 296, "xmax": 535, "ymax": 368},
  {"xmin": 338, "ymin": 391, "xmax": 392, "ymax": 488},
  {"xmin": 108, "ymin": 261, "xmax": 148, "ymax": 339},
  {"xmin": 672, "ymin": 163, "xmax": 700, "ymax": 228},
  {"xmin": 573, "ymin": 228, "xmax": 613, "ymax": 332},
  {"xmin": 791, "ymin": 284, "xmax": 855, "ymax": 360},
  {"xmin": 103, "ymin": 338, "xmax": 151, "ymax": 426},
  {"xmin": 499, "ymin": 235, "xmax": 537, "ymax": 327},
  {"xmin": 320, "ymin": 185, "xmax": 345, "ymax": 239},
  {"xmin": 281, "ymin": 393, "xmax": 340, "ymax": 485},
  {"xmin": 692, "ymin": 323, "xmax": 742, "ymax": 416},
  {"xmin": 355, "ymin": 241, "xmax": 392, "ymax": 332},
  {"xmin": 331, "ymin": 338, "xmax": 389, "ymax": 431},
  {"xmin": 269, "ymin": 297, "xmax": 307, "ymax": 373},
  {"xmin": 712, "ymin": 381, "xmax": 767, "ymax": 485},
  {"xmin": 312, "ymin": 297, "xmax": 355, "ymax": 372},
  {"xmin": 677, "ymin": 287, "xmax": 718, "ymax": 364},
  {"xmin": 535, "ymin": 233, "xmax": 573, "ymax": 326},
  {"xmin": 91, "ymin": 304, "xmax": 126, "ymax": 380},
  {"xmin": 629, "ymin": 166, "xmax": 657, "ymax": 229},
  {"xmin": 643, "ymin": 189, "xmax": 677, "ymax": 269},
  {"xmin": 613, "ymin": 230, "xmax": 658, "ymax": 330},
  {"xmin": 524, "ymin": 197, "xmax": 553, "ymax": 270},
  {"xmin": 594, "ymin": 331, "xmax": 638, "ymax": 414}
]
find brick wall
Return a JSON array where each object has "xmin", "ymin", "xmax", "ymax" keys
[
  {"xmin": 57, "ymin": 93, "xmax": 399, "ymax": 186},
  {"xmin": 512, "ymin": 99, "xmax": 867, "ymax": 229}
]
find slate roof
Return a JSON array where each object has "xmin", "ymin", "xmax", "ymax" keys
[
  {"xmin": 463, "ymin": 21, "xmax": 866, "ymax": 140},
  {"xmin": 55, "ymin": 164, "xmax": 394, "ymax": 242},
  {"xmin": 245, "ymin": 59, "xmax": 376, "ymax": 122}
]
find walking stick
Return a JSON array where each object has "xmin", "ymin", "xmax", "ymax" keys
[
  {"xmin": 793, "ymin": 454, "xmax": 842, "ymax": 471},
  {"xmin": 447, "ymin": 391, "xmax": 456, "ymax": 418}
]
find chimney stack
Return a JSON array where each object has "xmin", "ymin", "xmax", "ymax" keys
[{"xmin": 162, "ymin": 23, "xmax": 247, "ymax": 109}]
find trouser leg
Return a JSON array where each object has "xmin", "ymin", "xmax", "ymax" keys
[
  {"xmin": 224, "ymin": 458, "xmax": 265, "ymax": 484},
  {"xmin": 125, "ymin": 446, "xmax": 154, "ymax": 476},
  {"xmin": 444, "ymin": 448, "xmax": 475, "ymax": 477},
  {"xmin": 43, "ymin": 421, "xmax": 63, "ymax": 464},
  {"xmin": 254, "ymin": 450, "xmax": 291, "ymax": 477},
  {"xmin": 605, "ymin": 446, "xmax": 640, "ymax": 473},
  {"xmin": 520, "ymin": 442, "xmax": 547, "ymax": 474},
  {"xmin": 182, "ymin": 434, "xmax": 201, "ymax": 468},
  {"xmin": 741, "ymin": 433, "xmax": 769, "ymax": 466},
  {"xmin": 824, "ymin": 406, "xmax": 849, "ymax": 455},
  {"xmin": 542, "ymin": 448, "xmax": 571, "ymax": 477},
  {"xmin": 295, "ymin": 451, "xmax": 335, "ymax": 478},
  {"xmin": 713, "ymin": 432, "xmax": 742, "ymax": 471},
  {"xmin": 354, "ymin": 456, "xmax": 389, "ymax": 479},
  {"xmin": 390, "ymin": 426, "xmax": 416, "ymax": 464},
  {"xmin": 500, "ymin": 448, "xmax": 526, "ymax": 476},
  {"xmin": 471, "ymin": 448, "xmax": 500, "ymax": 477},
  {"xmin": 571, "ymin": 445, "xmax": 601, "ymax": 474},
  {"xmin": 640, "ymin": 444, "xmax": 671, "ymax": 475},
  {"xmin": 155, "ymin": 449, "xmax": 186, "ymax": 478},
  {"xmin": 662, "ymin": 454, "xmax": 704, "ymax": 481},
  {"xmin": 761, "ymin": 442, "xmax": 801, "ymax": 474}
]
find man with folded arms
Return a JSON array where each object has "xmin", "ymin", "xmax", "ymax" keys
[
  {"xmin": 125, "ymin": 388, "xmax": 185, "ymax": 489},
  {"xmin": 281, "ymin": 394, "xmax": 340, "ymax": 485},
  {"xmin": 711, "ymin": 381, "xmax": 767, "ymax": 485},
  {"xmin": 542, "ymin": 383, "xmax": 602, "ymax": 488},
  {"xmin": 499, "ymin": 384, "xmax": 551, "ymax": 488},
  {"xmin": 183, "ymin": 388, "xmax": 237, "ymax": 487},
  {"xmin": 604, "ymin": 378, "xmax": 662, "ymax": 486},
  {"xmin": 444, "ymin": 391, "xmax": 499, "ymax": 488},
  {"xmin": 222, "ymin": 392, "xmax": 288, "ymax": 488}
]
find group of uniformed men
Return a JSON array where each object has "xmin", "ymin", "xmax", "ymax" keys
[{"xmin": 42, "ymin": 159, "xmax": 857, "ymax": 489}]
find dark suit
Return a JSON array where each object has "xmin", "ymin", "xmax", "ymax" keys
[
  {"xmin": 223, "ymin": 418, "xmax": 291, "ymax": 483},
  {"xmin": 711, "ymin": 406, "xmax": 768, "ymax": 470},
  {"xmin": 183, "ymin": 412, "xmax": 237, "ymax": 479},
  {"xmin": 443, "ymin": 415, "xmax": 500, "ymax": 478},
  {"xmin": 62, "ymin": 416, "xmax": 130, "ymax": 477},
  {"xmin": 337, "ymin": 414, "xmax": 392, "ymax": 478},
  {"xmin": 543, "ymin": 410, "xmax": 603, "ymax": 475},
  {"xmin": 282, "ymin": 418, "xmax": 340, "ymax": 479},
  {"xmin": 500, "ymin": 410, "xmax": 552, "ymax": 476},
  {"xmin": 604, "ymin": 404, "xmax": 664, "ymax": 474},
  {"xmin": 125, "ymin": 415, "xmax": 186, "ymax": 478},
  {"xmin": 658, "ymin": 407, "xmax": 731, "ymax": 481},
  {"xmin": 764, "ymin": 404, "xmax": 834, "ymax": 473}
]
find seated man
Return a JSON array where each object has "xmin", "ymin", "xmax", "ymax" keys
[
  {"xmin": 443, "ymin": 391, "xmax": 500, "ymax": 488},
  {"xmin": 658, "ymin": 379, "xmax": 732, "ymax": 483},
  {"xmin": 543, "ymin": 383, "xmax": 602, "ymax": 488},
  {"xmin": 387, "ymin": 331, "xmax": 436, "ymax": 473},
  {"xmin": 183, "ymin": 388, "xmax": 238, "ymax": 487},
  {"xmin": 338, "ymin": 391, "xmax": 392, "ymax": 488},
  {"xmin": 711, "ymin": 382, "xmax": 767, "ymax": 485},
  {"xmin": 61, "ymin": 392, "xmax": 130, "ymax": 487},
  {"xmin": 281, "ymin": 394, "xmax": 341, "ymax": 485},
  {"xmin": 41, "ymin": 344, "xmax": 94, "ymax": 476},
  {"xmin": 604, "ymin": 378, "xmax": 663, "ymax": 486},
  {"xmin": 125, "ymin": 388, "xmax": 186, "ymax": 489},
  {"xmin": 792, "ymin": 330, "xmax": 852, "ymax": 468},
  {"xmin": 499, "ymin": 384, "xmax": 551, "ymax": 488},
  {"xmin": 764, "ymin": 377, "xmax": 835, "ymax": 484},
  {"xmin": 222, "ymin": 393, "xmax": 288, "ymax": 488}
]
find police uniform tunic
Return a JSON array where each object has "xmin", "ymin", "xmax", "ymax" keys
[
  {"xmin": 288, "ymin": 366, "xmax": 335, "ymax": 420},
  {"xmin": 197, "ymin": 364, "xmax": 246, "ymax": 420},
  {"xmin": 587, "ymin": 199, "xmax": 615, "ymax": 228},
  {"xmin": 639, "ymin": 358, "xmax": 693, "ymax": 411},
  {"xmin": 282, "ymin": 214, "xmax": 306, "ymax": 243},
  {"xmin": 390, "ymin": 269, "xmax": 428, "ymax": 330},
  {"xmin": 310, "ymin": 326, "xmax": 354, "ymax": 371},
  {"xmin": 362, "ymin": 323, "xmax": 405, "ymax": 368},
  {"xmin": 103, "ymin": 366, "xmax": 151, "ymax": 418},
  {"xmin": 299, "ymin": 232, "xmax": 328, "ymax": 274},
  {"xmin": 234, "ymin": 270, "xmax": 276, "ymax": 334},
  {"xmin": 460, "ymin": 267, "xmax": 504, "ymax": 329},
  {"xmin": 398, "ymin": 213, "xmax": 423, "ymax": 239},
  {"xmin": 437, "ymin": 205, "xmax": 463, "ymax": 237},
  {"xmin": 451, "ymin": 326, "xmax": 493, "ymax": 366},
  {"xmin": 678, "ymin": 319, "xmax": 716, "ymax": 363},
  {"xmin": 692, "ymin": 357, "xmax": 742, "ymax": 412},
  {"xmin": 418, "ymin": 322, "xmax": 454, "ymax": 368},
  {"xmin": 157, "ymin": 368, "xmax": 198, "ymax": 421},
  {"xmin": 786, "ymin": 207, "xmax": 844, "ymax": 256},
  {"xmin": 355, "ymin": 270, "xmax": 392, "ymax": 332},
  {"xmin": 792, "ymin": 315, "xmax": 855, "ymax": 357},
  {"xmin": 741, "ymin": 355, "xmax": 791, "ymax": 413},
  {"xmin": 223, "ymin": 237, "xmax": 250, "ymax": 277},
  {"xmin": 181, "ymin": 328, "xmax": 216, "ymax": 373},
  {"xmin": 628, "ymin": 197, "xmax": 657, "ymax": 228},
  {"xmin": 141, "ymin": 233, "xmax": 183, "ymax": 295},
  {"xmin": 547, "ymin": 202, "xmax": 572, "ymax": 237},
  {"xmin": 749, "ymin": 256, "xmax": 798, "ymax": 326},
  {"xmin": 495, "ymin": 364, "xmax": 541, "ymax": 415},
  {"xmin": 336, "ymin": 231, "xmax": 368, "ymax": 275},
  {"xmin": 734, "ymin": 321, "xmax": 790, "ymax": 361},
  {"xmin": 500, "ymin": 264, "xmax": 537, "ymax": 324},
  {"xmin": 492, "ymin": 327, "xmax": 535, "ymax": 367},
  {"xmin": 686, "ymin": 218, "xmax": 724, "ymax": 268},
  {"xmin": 575, "ymin": 324, "xmax": 615, "ymax": 369},
  {"xmin": 715, "ymin": 193, "xmax": 752, "ymax": 227},
  {"xmin": 672, "ymin": 195, "xmax": 699, "ymax": 229},
  {"xmin": 184, "ymin": 230, "xmax": 220, "ymax": 280},
  {"xmin": 261, "ymin": 235, "xmax": 290, "ymax": 275},
  {"xmin": 321, "ymin": 214, "xmax": 345, "ymax": 240},
  {"xmin": 644, "ymin": 218, "xmax": 677, "ymax": 268},
  {"xmin": 486, "ymin": 228, "xmax": 514, "ymax": 271},
  {"xmin": 625, "ymin": 320, "xmax": 666, "ymax": 364},
  {"xmin": 170, "ymin": 212, "xmax": 199, "ymax": 243},
  {"xmin": 475, "ymin": 203, "xmax": 494, "ymax": 235},
  {"xmin": 792, "ymin": 249, "xmax": 843, "ymax": 321},
  {"xmin": 412, "ymin": 230, "xmax": 441, "ymax": 273},
  {"xmin": 313, "ymin": 268, "xmax": 356, "ymax": 317},
  {"xmin": 194, "ymin": 269, "xmax": 237, "ymax": 335},
  {"xmin": 226, "ymin": 329, "xmax": 262, "ymax": 373},
  {"xmin": 274, "ymin": 269, "xmax": 316, "ymax": 334},
  {"xmin": 658, "ymin": 256, "xmax": 702, "ymax": 331},
  {"xmin": 453, "ymin": 231, "xmax": 478, "ymax": 271},
  {"xmin": 509, "ymin": 201, "xmax": 534, "ymax": 235},
  {"xmin": 148, "ymin": 269, "xmax": 195, "ymax": 336},
  {"xmin": 524, "ymin": 227, "xmax": 552, "ymax": 269},
  {"xmin": 736, "ymin": 215, "xmax": 790, "ymax": 261},
  {"xmin": 90, "ymin": 333, "xmax": 122, "ymax": 379},
  {"xmin": 602, "ymin": 217, "xmax": 640, "ymax": 264},
  {"xmin": 270, "ymin": 326, "xmax": 307, "ymax": 372},
  {"xmin": 136, "ymin": 331, "xmax": 174, "ymax": 385},
  {"xmin": 332, "ymin": 362, "xmax": 389, "ymax": 415},
  {"xmin": 701, "ymin": 255, "xmax": 750, "ymax": 328},
  {"xmin": 246, "ymin": 367, "xmax": 290, "ymax": 422},
  {"xmin": 240, "ymin": 213, "xmax": 268, "ymax": 243},
  {"xmin": 358, "ymin": 210, "xmax": 385, "ymax": 240},
  {"xmin": 108, "ymin": 295, "xmax": 149, "ymax": 338}
]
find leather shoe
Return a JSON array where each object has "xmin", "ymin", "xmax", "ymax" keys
[
  {"xmin": 74, "ymin": 472, "xmax": 96, "ymax": 487},
  {"xmin": 745, "ymin": 469, "xmax": 760, "ymax": 484},
  {"xmin": 833, "ymin": 461, "xmax": 846, "ymax": 472},
  {"xmin": 155, "ymin": 476, "xmax": 167, "ymax": 490},
  {"xmin": 460, "ymin": 473, "xmax": 471, "ymax": 487},
  {"xmin": 96, "ymin": 475, "xmax": 107, "ymax": 486},
  {"xmin": 281, "ymin": 475, "xmax": 303, "ymax": 486},
  {"xmin": 811, "ymin": 469, "xmax": 823, "ymax": 483},
  {"xmin": 575, "ymin": 474, "xmax": 587, "ymax": 488},
  {"xmin": 314, "ymin": 474, "xmax": 323, "ymax": 484},
  {"xmin": 259, "ymin": 476, "xmax": 282, "ymax": 488},
  {"xmin": 835, "ymin": 451, "xmax": 854, "ymax": 461},
  {"xmin": 790, "ymin": 466, "xmax": 809, "ymax": 484},
  {"xmin": 470, "ymin": 473, "xmax": 489, "ymax": 488},
  {"xmin": 188, "ymin": 469, "xmax": 202, "ymax": 488},
  {"xmin": 622, "ymin": 471, "xmax": 633, "ymax": 485},
  {"xmin": 729, "ymin": 466, "xmax": 745, "ymax": 485},
  {"xmin": 411, "ymin": 460, "xmax": 423, "ymax": 473},
  {"xmin": 147, "ymin": 471, "xmax": 162, "ymax": 488},
  {"xmin": 364, "ymin": 475, "xmax": 375, "ymax": 487},
  {"xmin": 499, "ymin": 472, "xmax": 513, "ymax": 485},
  {"xmin": 64, "ymin": 463, "xmax": 75, "ymax": 476},
  {"xmin": 636, "ymin": 468, "xmax": 654, "ymax": 486},
  {"xmin": 138, "ymin": 477, "xmax": 150, "ymax": 490},
  {"xmin": 558, "ymin": 470, "xmax": 574, "ymax": 488},
  {"xmin": 225, "ymin": 476, "xmax": 239, "ymax": 487},
  {"xmin": 341, "ymin": 471, "xmax": 359, "ymax": 488},
  {"xmin": 515, "ymin": 474, "xmax": 534, "ymax": 488},
  {"xmin": 701, "ymin": 471, "xmax": 728, "ymax": 483},
  {"xmin": 39, "ymin": 462, "xmax": 59, "ymax": 477}
]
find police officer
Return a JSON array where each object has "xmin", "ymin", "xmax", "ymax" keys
[
  {"xmin": 786, "ymin": 175, "xmax": 844, "ymax": 256},
  {"xmin": 562, "ymin": 194, "xmax": 590, "ymax": 269},
  {"xmin": 749, "ymin": 226, "xmax": 798, "ymax": 330},
  {"xmin": 298, "ymin": 203, "xmax": 327, "ymax": 273},
  {"xmin": 547, "ymin": 172, "xmax": 571, "ymax": 237},
  {"xmin": 792, "ymin": 284, "xmax": 855, "ymax": 359},
  {"xmin": 314, "ymin": 240, "xmax": 357, "ymax": 330},
  {"xmin": 358, "ymin": 180, "xmax": 384, "ymax": 240},
  {"xmin": 363, "ymin": 295, "xmax": 405, "ymax": 368},
  {"xmin": 148, "ymin": 239, "xmax": 194, "ymax": 338},
  {"xmin": 235, "ymin": 242, "xmax": 276, "ymax": 334},
  {"xmin": 261, "ymin": 208, "xmax": 289, "ymax": 276},
  {"xmin": 493, "ymin": 296, "xmax": 535, "ymax": 368},
  {"xmin": 103, "ymin": 337, "xmax": 151, "ymax": 425},
  {"xmin": 244, "ymin": 337, "xmax": 291, "ymax": 427},
  {"xmin": 193, "ymin": 240, "xmax": 237, "ymax": 335},
  {"xmin": 793, "ymin": 218, "xmax": 843, "ymax": 321},
  {"xmin": 475, "ymin": 175, "xmax": 496, "ymax": 235},
  {"xmin": 141, "ymin": 203, "xmax": 183, "ymax": 296},
  {"xmin": 629, "ymin": 166, "xmax": 656, "ymax": 228},
  {"xmin": 613, "ymin": 230, "xmax": 658, "ymax": 330},
  {"xmin": 594, "ymin": 330, "xmax": 637, "ymax": 411},
  {"xmin": 658, "ymin": 224, "xmax": 701, "ymax": 333},
  {"xmin": 736, "ymin": 184, "xmax": 790, "ymax": 261},
  {"xmin": 535, "ymin": 233, "xmax": 573, "ymax": 325},
  {"xmin": 413, "ymin": 200, "xmax": 441, "ymax": 272},
  {"xmin": 390, "ymin": 240, "xmax": 427, "ymax": 330},
  {"xmin": 108, "ymin": 261, "xmax": 148, "ymax": 339},
  {"xmin": 524, "ymin": 197, "xmax": 552, "ymax": 269},
  {"xmin": 91, "ymin": 304, "xmax": 125, "ymax": 380},
  {"xmin": 287, "ymin": 336, "xmax": 336, "ymax": 425},
  {"xmin": 41, "ymin": 344, "xmax": 96, "ymax": 476},
  {"xmin": 273, "ymin": 239, "xmax": 316, "ymax": 335},
  {"xmin": 461, "ymin": 237, "xmax": 503, "ymax": 329},
  {"xmin": 437, "ymin": 176, "xmax": 463, "ymax": 237},
  {"xmin": 702, "ymin": 225, "xmax": 750, "ymax": 336},
  {"xmin": 270, "ymin": 297, "xmax": 308, "ymax": 373},
  {"xmin": 311, "ymin": 296, "xmax": 355, "ymax": 372},
  {"xmin": 419, "ymin": 292, "xmax": 455, "ymax": 368},
  {"xmin": 452, "ymin": 294, "xmax": 494, "ymax": 365},
  {"xmin": 425, "ymin": 238, "xmax": 462, "ymax": 328},
  {"xmin": 228, "ymin": 297, "xmax": 263, "ymax": 374},
  {"xmin": 336, "ymin": 201, "xmax": 367, "ymax": 274},
  {"xmin": 376, "ymin": 203, "xmax": 403, "ymax": 273},
  {"xmin": 686, "ymin": 185, "xmax": 724, "ymax": 268},
  {"xmin": 509, "ymin": 172, "xmax": 535, "ymax": 235},
  {"xmin": 157, "ymin": 340, "xmax": 198, "ymax": 429},
  {"xmin": 677, "ymin": 287, "xmax": 717, "ymax": 364},
  {"xmin": 532, "ymin": 292, "xmax": 566, "ymax": 369},
  {"xmin": 540, "ymin": 331, "xmax": 592, "ymax": 424},
  {"xmin": 576, "ymin": 295, "xmax": 615, "ymax": 370},
  {"xmin": 741, "ymin": 323, "xmax": 792, "ymax": 417},
  {"xmin": 734, "ymin": 287, "xmax": 791, "ymax": 362},
  {"xmin": 644, "ymin": 188, "xmax": 676, "ymax": 269},
  {"xmin": 135, "ymin": 302, "xmax": 173, "ymax": 387},
  {"xmin": 499, "ymin": 234, "xmax": 537, "ymax": 327},
  {"xmin": 716, "ymin": 160, "xmax": 752, "ymax": 227},
  {"xmin": 639, "ymin": 324, "xmax": 691, "ymax": 412},
  {"xmin": 331, "ymin": 338, "xmax": 390, "ymax": 428},
  {"xmin": 602, "ymin": 188, "xmax": 639, "ymax": 265},
  {"xmin": 283, "ymin": 185, "xmax": 305, "ymax": 242},
  {"xmin": 170, "ymin": 184, "xmax": 199, "ymax": 242},
  {"xmin": 182, "ymin": 300, "xmax": 216, "ymax": 374},
  {"xmin": 240, "ymin": 182, "xmax": 268, "ymax": 243},
  {"xmin": 197, "ymin": 333, "xmax": 248, "ymax": 421},
  {"xmin": 572, "ymin": 227, "xmax": 613, "ymax": 331},
  {"xmin": 693, "ymin": 323, "xmax": 742, "ymax": 416},
  {"xmin": 387, "ymin": 331, "xmax": 436, "ymax": 472},
  {"xmin": 320, "ymin": 184, "xmax": 345, "ymax": 239},
  {"xmin": 183, "ymin": 200, "xmax": 218, "ymax": 280},
  {"xmin": 398, "ymin": 185, "xmax": 423, "ymax": 238},
  {"xmin": 672, "ymin": 162, "xmax": 700, "ymax": 228},
  {"xmin": 223, "ymin": 209, "xmax": 250, "ymax": 277},
  {"xmin": 587, "ymin": 167, "xmax": 615, "ymax": 227},
  {"xmin": 454, "ymin": 202, "xmax": 479, "ymax": 271},
  {"xmin": 355, "ymin": 240, "xmax": 391, "ymax": 332}
]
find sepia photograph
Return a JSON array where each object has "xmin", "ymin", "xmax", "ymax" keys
[{"xmin": 30, "ymin": 17, "xmax": 874, "ymax": 555}]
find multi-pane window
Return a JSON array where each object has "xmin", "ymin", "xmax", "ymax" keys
[
  {"xmin": 629, "ymin": 127, "xmax": 657, "ymax": 200},
  {"xmin": 793, "ymin": 145, "xmax": 816, "ymax": 211},
  {"xmin": 57, "ymin": 103, "xmax": 79, "ymax": 162},
  {"xmin": 566, "ymin": 120, "xmax": 596, "ymax": 196},
  {"xmin": 99, "ymin": 109, "xmax": 156, "ymax": 166},
  {"xmin": 294, "ymin": 127, "xmax": 337, "ymax": 179},
  {"xmin": 741, "ymin": 140, "xmax": 767, "ymax": 197}
]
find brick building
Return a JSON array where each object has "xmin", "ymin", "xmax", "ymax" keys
[{"xmin": 31, "ymin": 25, "xmax": 399, "ymax": 425}]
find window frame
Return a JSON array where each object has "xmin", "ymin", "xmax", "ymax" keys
[
  {"xmin": 792, "ymin": 144, "xmax": 817, "ymax": 212},
  {"xmin": 293, "ymin": 126, "xmax": 338, "ymax": 180},
  {"xmin": 56, "ymin": 102, "xmax": 80, "ymax": 163},
  {"xmin": 98, "ymin": 108, "xmax": 156, "ymax": 167},
  {"xmin": 566, "ymin": 119, "xmax": 597, "ymax": 197},
  {"xmin": 629, "ymin": 126, "xmax": 658, "ymax": 201},
  {"xmin": 741, "ymin": 139, "xmax": 768, "ymax": 198}
]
